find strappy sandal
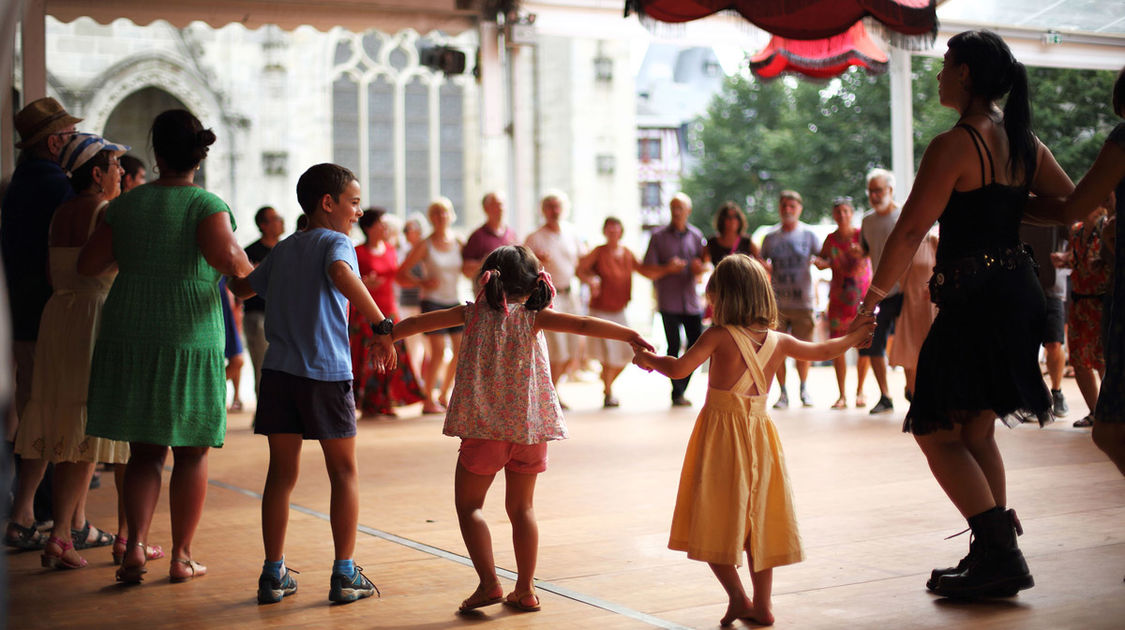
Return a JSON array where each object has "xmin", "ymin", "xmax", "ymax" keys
[
  {"xmin": 115, "ymin": 562, "xmax": 148, "ymax": 584},
  {"xmin": 41, "ymin": 536, "xmax": 88, "ymax": 570},
  {"xmin": 503, "ymin": 591, "xmax": 541, "ymax": 612},
  {"xmin": 170, "ymin": 558, "xmax": 207, "ymax": 582},
  {"xmin": 458, "ymin": 584, "xmax": 504, "ymax": 613},
  {"xmin": 831, "ymin": 398, "xmax": 848, "ymax": 410},
  {"xmin": 1073, "ymin": 415, "xmax": 1095, "ymax": 428},
  {"xmin": 71, "ymin": 521, "xmax": 114, "ymax": 549},
  {"xmin": 112, "ymin": 535, "xmax": 165, "ymax": 565},
  {"xmin": 5, "ymin": 521, "xmax": 47, "ymax": 550}
]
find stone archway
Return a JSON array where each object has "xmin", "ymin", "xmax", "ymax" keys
[
  {"xmin": 80, "ymin": 54, "xmax": 230, "ymax": 200},
  {"xmin": 102, "ymin": 88, "xmax": 210, "ymax": 188}
]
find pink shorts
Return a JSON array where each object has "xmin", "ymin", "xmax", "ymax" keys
[{"xmin": 458, "ymin": 439, "xmax": 548, "ymax": 475}]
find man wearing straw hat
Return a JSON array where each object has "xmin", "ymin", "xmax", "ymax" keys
[{"xmin": 1, "ymin": 97, "xmax": 81, "ymax": 545}]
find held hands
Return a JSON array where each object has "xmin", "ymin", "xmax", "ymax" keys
[
  {"xmin": 845, "ymin": 312, "xmax": 877, "ymax": 349},
  {"xmin": 367, "ymin": 334, "xmax": 398, "ymax": 373},
  {"xmin": 632, "ymin": 347, "xmax": 658, "ymax": 372},
  {"xmin": 665, "ymin": 257, "xmax": 687, "ymax": 274},
  {"xmin": 627, "ymin": 332, "xmax": 655, "ymax": 355}
]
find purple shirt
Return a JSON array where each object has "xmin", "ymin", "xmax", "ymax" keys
[
  {"xmin": 644, "ymin": 223, "xmax": 706, "ymax": 315},
  {"xmin": 462, "ymin": 223, "xmax": 517, "ymax": 263}
]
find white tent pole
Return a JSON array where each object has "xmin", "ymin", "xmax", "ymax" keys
[{"xmin": 889, "ymin": 47, "xmax": 914, "ymax": 201}]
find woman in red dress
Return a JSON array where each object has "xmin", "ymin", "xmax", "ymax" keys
[{"xmin": 349, "ymin": 208, "xmax": 423, "ymax": 417}]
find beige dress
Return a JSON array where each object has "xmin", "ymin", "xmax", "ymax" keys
[
  {"xmin": 668, "ymin": 327, "xmax": 804, "ymax": 570},
  {"xmin": 15, "ymin": 203, "xmax": 129, "ymax": 463},
  {"xmin": 889, "ymin": 233, "xmax": 938, "ymax": 371}
]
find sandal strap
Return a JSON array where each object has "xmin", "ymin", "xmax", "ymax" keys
[{"xmin": 47, "ymin": 536, "xmax": 75, "ymax": 552}]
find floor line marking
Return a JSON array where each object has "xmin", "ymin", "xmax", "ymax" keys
[{"xmin": 208, "ymin": 478, "xmax": 691, "ymax": 630}]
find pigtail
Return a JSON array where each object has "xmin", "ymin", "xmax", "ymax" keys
[
  {"xmin": 478, "ymin": 268, "xmax": 508, "ymax": 313},
  {"xmin": 523, "ymin": 270, "xmax": 556, "ymax": 311},
  {"xmin": 1003, "ymin": 61, "xmax": 1036, "ymax": 186}
]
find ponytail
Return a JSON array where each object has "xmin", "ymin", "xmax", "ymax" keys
[
  {"xmin": 523, "ymin": 271, "xmax": 556, "ymax": 311},
  {"xmin": 479, "ymin": 268, "xmax": 507, "ymax": 313},
  {"xmin": 1003, "ymin": 61, "xmax": 1036, "ymax": 185}
]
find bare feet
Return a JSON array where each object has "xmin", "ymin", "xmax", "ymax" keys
[
  {"xmin": 720, "ymin": 596, "xmax": 774, "ymax": 627},
  {"xmin": 458, "ymin": 582, "xmax": 504, "ymax": 612}
]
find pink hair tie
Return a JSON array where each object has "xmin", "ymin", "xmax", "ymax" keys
[
  {"xmin": 537, "ymin": 270, "xmax": 557, "ymax": 306},
  {"xmin": 475, "ymin": 268, "xmax": 509, "ymax": 314}
]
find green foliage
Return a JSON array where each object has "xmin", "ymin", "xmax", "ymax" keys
[{"xmin": 681, "ymin": 56, "xmax": 1114, "ymax": 236}]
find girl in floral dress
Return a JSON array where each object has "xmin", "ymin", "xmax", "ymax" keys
[{"xmin": 391, "ymin": 245, "xmax": 652, "ymax": 614}]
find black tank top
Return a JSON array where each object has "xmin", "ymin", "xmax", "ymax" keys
[{"xmin": 935, "ymin": 125, "xmax": 1032, "ymax": 265}]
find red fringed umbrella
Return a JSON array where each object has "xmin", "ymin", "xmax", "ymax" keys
[
  {"xmin": 750, "ymin": 21, "xmax": 889, "ymax": 79},
  {"xmin": 625, "ymin": 0, "xmax": 937, "ymax": 48}
]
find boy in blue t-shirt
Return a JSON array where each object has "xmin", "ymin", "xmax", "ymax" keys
[{"xmin": 229, "ymin": 163, "xmax": 396, "ymax": 605}]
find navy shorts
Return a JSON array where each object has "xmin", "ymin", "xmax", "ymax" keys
[
  {"xmin": 859, "ymin": 292, "xmax": 904, "ymax": 358},
  {"xmin": 254, "ymin": 369, "xmax": 356, "ymax": 440},
  {"xmin": 1043, "ymin": 296, "xmax": 1065, "ymax": 344},
  {"xmin": 421, "ymin": 299, "xmax": 464, "ymax": 336}
]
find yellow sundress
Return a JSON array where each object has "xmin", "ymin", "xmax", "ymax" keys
[{"xmin": 667, "ymin": 327, "xmax": 804, "ymax": 570}]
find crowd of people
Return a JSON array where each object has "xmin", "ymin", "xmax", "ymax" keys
[{"xmin": 1, "ymin": 28, "xmax": 1123, "ymax": 626}]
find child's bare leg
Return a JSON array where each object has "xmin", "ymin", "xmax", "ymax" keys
[
  {"xmin": 262, "ymin": 434, "xmax": 302, "ymax": 561},
  {"xmin": 454, "ymin": 462, "xmax": 503, "ymax": 605},
  {"xmin": 744, "ymin": 548, "xmax": 774, "ymax": 626},
  {"xmin": 504, "ymin": 469, "xmax": 539, "ymax": 600},
  {"xmin": 708, "ymin": 563, "xmax": 754, "ymax": 626},
  {"xmin": 320, "ymin": 437, "xmax": 359, "ymax": 560}
]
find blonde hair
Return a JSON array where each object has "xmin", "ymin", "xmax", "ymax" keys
[
  {"xmin": 706, "ymin": 255, "xmax": 777, "ymax": 329},
  {"xmin": 428, "ymin": 196, "xmax": 457, "ymax": 222}
]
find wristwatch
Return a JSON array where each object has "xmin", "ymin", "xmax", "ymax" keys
[{"xmin": 370, "ymin": 317, "xmax": 394, "ymax": 335}]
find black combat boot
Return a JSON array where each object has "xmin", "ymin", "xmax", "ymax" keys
[
  {"xmin": 930, "ymin": 506, "xmax": 1034, "ymax": 598},
  {"xmin": 926, "ymin": 508, "xmax": 1022, "ymax": 590}
]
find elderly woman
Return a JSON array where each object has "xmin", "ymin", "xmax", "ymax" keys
[
  {"xmin": 848, "ymin": 31, "xmax": 1075, "ymax": 598},
  {"xmin": 78, "ymin": 110, "xmax": 253, "ymax": 583},
  {"xmin": 13, "ymin": 133, "xmax": 142, "ymax": 569},
  {"xmin": 396, "ymin": 198, "xmax": 464, "ymax": 414},
  {"xmin": 349, "ymin": 207, "xmax": 423, "ymax": 417},
  {"xmin": 812, "ymin": 196, "xmax": 871, "ymax": 409}
]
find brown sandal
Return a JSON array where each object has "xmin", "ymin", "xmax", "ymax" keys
[{"xmin": 503, "ymin": 591, "xmax": 541, "ymax": 612}]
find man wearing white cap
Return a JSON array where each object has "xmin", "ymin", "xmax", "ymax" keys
[{"xmin": 1, "ymin": 97, "xmax": 81, "ymax": 548}]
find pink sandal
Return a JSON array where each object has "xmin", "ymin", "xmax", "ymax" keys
[
  {"xmin": 112, "ymin": 535, "xmax": 165, "ymax": 565},
  {"xmin": 41, "ymin": 536, "xmax": 88, "ymax": 570}
]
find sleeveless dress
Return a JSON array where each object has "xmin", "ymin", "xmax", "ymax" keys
[
  {"xmin": 86, "ymin": 185, "xmax": 232, "ymax": 447},
  {"xmin": 668, "ymin": 328, "xmax": 804, "ymax": 571},
  {"xmin": 904, "ymin": 125, "xmax": 1051, "ymax": 435},
  {"xmin": 442, "ymin": 301, "xmax": 566, "ymax": 444},
  {"xmin": 15, "ymin": 202, "xmax": 130, "ymax": 463},
  {"xmin": 823, "ymin": 229, "xmax": 871, "ymax": 336}
]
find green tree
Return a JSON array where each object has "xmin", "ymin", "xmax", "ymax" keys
[{"xmin": 681, "ymin": 57, "xmax": 1113, "ymax": 236}]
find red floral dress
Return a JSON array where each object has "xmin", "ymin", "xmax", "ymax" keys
[
  {"xmin": 823, "ymin": 229, "xmax": 871, "ymax": 337},
  {"xmin": 1067, "ymin": 216, "xmax": 1110, "ymax": 371},
  {"xmin": 348, "ymin": 243, "xmax": 423, "ymax": 415}
]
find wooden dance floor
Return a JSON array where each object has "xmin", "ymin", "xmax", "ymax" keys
[{"xmin": 8, "ymin": 366, "xmax": 1124, "ymax": 629}]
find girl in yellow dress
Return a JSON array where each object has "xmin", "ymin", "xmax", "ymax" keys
[{"xmin": 634, "ymin": 254, "xmax": 873, "ymax": 626}]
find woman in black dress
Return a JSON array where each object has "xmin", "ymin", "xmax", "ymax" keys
[{"xmin": 847, "ymin": 31, "xmax": 1074, "ymax": 598}]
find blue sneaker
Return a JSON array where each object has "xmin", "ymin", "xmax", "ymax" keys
[
  {"xmin": 257, "ymin": 567, "xmax": 299, "ymax": 604},
  {"xmin": 329, "ymin": 565, "xmax": 379, "ymax": 603}
]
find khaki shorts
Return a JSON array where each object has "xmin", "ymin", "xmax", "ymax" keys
[{"xmin": 776, "ymin": 308, "xmax": 815, "ymax": 341}]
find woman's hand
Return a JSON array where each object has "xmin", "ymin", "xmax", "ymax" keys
[
  {"xmin": 627, "ymin": 333, "xmax": 655, "ymax": 354},
  {"xmin": 846, "ymin": 312, "xmax": 876, "ymax": 349}
]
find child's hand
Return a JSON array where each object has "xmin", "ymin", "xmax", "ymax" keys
[
  {"xmin": 632, "ymin": 347, "xmax": 656, "ymax": 372},
  {"xmin": 368, "ymin": 335, "xmax": 398, "ymax": 373},
  {"xmin": 628, "ymin": 333, "xmax": 655, "ymax": 354},
  {"xmin": 846, "ymin": 315, "xmax": 877, "ymax": 348}
]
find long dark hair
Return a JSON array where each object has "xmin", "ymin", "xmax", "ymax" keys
[
  {"xmin": 948, "ymin": 30, "xmax": 1035, "ymax": 185},
  {"xmin": 477, "ymin": 245, "xmax": 554, "ymax": 312}
]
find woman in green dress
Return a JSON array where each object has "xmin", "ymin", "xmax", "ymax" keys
[{"xmin": 78, "ymin": 109, "xmax": 253, "ymax": 583}]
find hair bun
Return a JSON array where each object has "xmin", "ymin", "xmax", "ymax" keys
[{"xmin": 196, "ymin": 128, "xmax": 217, "ymax": 148}]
